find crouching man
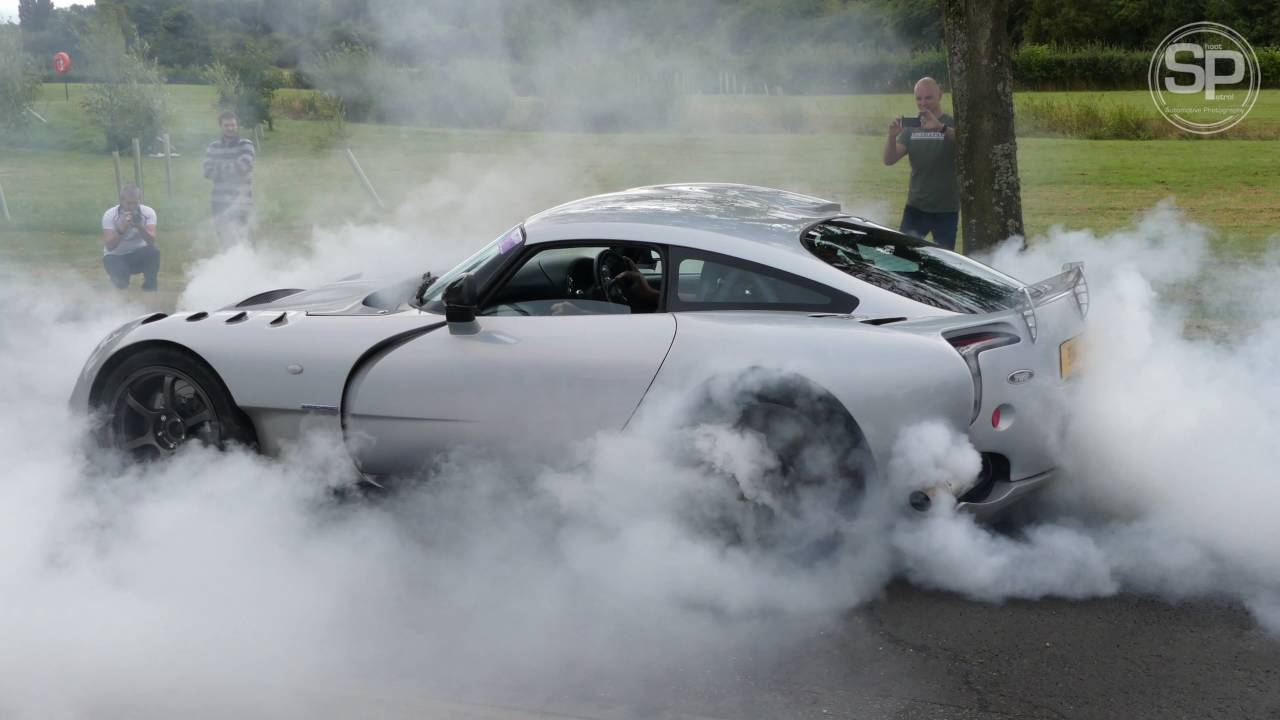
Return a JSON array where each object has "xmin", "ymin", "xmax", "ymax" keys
[{"xmin": 101, "ymin": 184, "xmax": 159, "ymax": 291}]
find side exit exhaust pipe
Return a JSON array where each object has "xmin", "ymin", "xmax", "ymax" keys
[{"xmin": 909, "ymin": 490, "xmax": 933, "ymax": 512}]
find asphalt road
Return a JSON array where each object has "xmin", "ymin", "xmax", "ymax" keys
[{"xmin": 361, "ymin": 584, "xmax": 1280, "ymax": 720}]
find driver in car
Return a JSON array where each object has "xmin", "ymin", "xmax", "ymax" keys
[
  {"xmin": 552, "ymin": 249, "xmax": 660, "ymax": 315},
  {"xmin": 609, "ymin": 257, "xmax": 660, "ymax": 311}
]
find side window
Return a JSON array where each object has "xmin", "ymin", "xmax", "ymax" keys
[
  {"xmin": 481, "ymin": 243, "xmax": 665, "ymax": 316},
  {"xmin": 668, "ymin": 249, "xmax": 856, "ymax": 313}
]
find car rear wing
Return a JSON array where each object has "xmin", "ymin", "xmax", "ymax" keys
[
  {"xmin": 881, "ymin": 262, "xmax": 1088, "ymax": 343},
  {"xmin": 1014, "ymin": 262, "xmax": 1089, "ymax": 343}
]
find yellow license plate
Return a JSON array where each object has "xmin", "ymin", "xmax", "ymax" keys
[{"xmin": 1060, "ymin": 336, "xmax": 1081, "ymax": 378}]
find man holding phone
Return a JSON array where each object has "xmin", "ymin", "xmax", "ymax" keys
[{"xmin": 883, "ymin": 76, "xmax": 959, "ymax": 251}]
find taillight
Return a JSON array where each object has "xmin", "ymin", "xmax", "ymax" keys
[{"xmin": 947, "ymin": 331, "xmax": 1020, "ymax": 423}]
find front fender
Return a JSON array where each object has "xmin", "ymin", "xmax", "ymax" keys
[{"xmin": 68, "ymin": 312, "xmax": 168, "ymax": 411}]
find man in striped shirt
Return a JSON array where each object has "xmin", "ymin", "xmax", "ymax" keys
[{"xmin": 203, "ymin": 110, "xmax": 255, "ymax": 248}]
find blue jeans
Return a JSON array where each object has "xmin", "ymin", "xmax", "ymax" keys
[
  {"xmin": 103, "ymin": 245, "xmax": 160, "ymax": 290},
  {"xmin": 899, "ymin": 204, "xmax": 959, "ymax": 251}
]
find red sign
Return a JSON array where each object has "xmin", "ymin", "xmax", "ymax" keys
[{"xmin": 53, "ymin": 52, "xmax": 72, "ymax": 76}]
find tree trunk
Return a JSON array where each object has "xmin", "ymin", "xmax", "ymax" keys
[{"xmin": 942, "ymin": 0, "xmax": 1025, "ymax": 253}]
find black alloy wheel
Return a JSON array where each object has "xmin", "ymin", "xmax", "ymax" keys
[{"xmin": 97, "ymin": 348, "xmax": 253, "ymax": 459}]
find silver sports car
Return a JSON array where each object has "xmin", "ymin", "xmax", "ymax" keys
[{"xmin": 73, "ymin": 184, "xmax": 1086, "ymax": 518}]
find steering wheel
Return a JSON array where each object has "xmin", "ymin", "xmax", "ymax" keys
[{"xmin": 594, "ymin": 248, "xmax": 631, "ymax": 304}]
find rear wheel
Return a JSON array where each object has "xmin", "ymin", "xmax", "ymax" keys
[
  {"xmin": 96, "ymin": 348, "xmax": 254, "ymax": 460},
  {"xmin": 686, "ymin": 372, "xmax": 873, "ymax": 557}
]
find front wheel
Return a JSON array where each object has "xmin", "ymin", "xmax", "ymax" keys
[{"xmin": 95, "ymin": 347, "xmax": 254, "ymax": 460}]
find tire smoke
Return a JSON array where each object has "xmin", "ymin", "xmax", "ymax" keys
[{"xmin": 2, "ymin": 198, "xmax": 1277, "ymax": 718}]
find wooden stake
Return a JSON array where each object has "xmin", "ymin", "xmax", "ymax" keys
[
  {"xmin": 131, "ymin": 137, "xmax": 143, "ymax": 191},
  {"xmin": 163, "ymin": 133, "xmax": 173, "ymax": 199},
  {"xmin": 344, "ymin": 147, "xmax": 385, "ymax": 210},
  {"xmin": 0, "ymin": 181, "xmax": 10, "ymax": 222},
  {"xmin": 254, "ymin": 124, "xmax": 263, "ymax": 154},
  {"xmin": 112, "ymin": 151, "xmax": 123, "ymax": 195}
]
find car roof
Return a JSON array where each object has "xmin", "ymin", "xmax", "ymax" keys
[
  {"xmin": 520, "ymin": 183, "xmax": 950, "ymax": 318},
  {"xmin": 523, "ymin": 183, "xmax": 873, "ymax": 251}
]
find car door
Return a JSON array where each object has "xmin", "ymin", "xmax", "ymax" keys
[{"xmin": 344, "ymin": 243, "xmax": 676, "ymax": 476}]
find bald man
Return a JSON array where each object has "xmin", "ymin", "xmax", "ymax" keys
[
  {"xmin": 883, "ymin": 77, "xmax": 959, "ymax": 251},
  {"xmin": 101, "ymin": 184, "xmax": 160, "ymax": 291}
]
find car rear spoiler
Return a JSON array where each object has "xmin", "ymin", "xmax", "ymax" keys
[
  {"xmin": 1014, "ymin": 262, "xmax": 1088, "ymax": 343},
  {"xmin": 881, "ymin": 262, "xmax": 1088, "ymax": 342}
]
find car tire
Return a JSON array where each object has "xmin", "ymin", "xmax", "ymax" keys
[
  {"xmin": 94, "ymin": 347, "xmax": 255, "ymax": 459},
  {"xmin": 685, "ymin": 370, "xmax": 873, "ymax": 559}
]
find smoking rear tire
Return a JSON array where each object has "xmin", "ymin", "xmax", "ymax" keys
[
  {"xmin": 686, "ymin": 371, "xmax": 873, "ymax": 558},
  {"xmin": 94, "ymin": 347, "xmax": 255, "ymax": 460}
]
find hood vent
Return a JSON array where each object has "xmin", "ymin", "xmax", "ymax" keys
[
  {"xmin": 237, "ymin": 288, "xmax": 306, "ymax": 308},
  {"xmin": 186, "ymin": 312, "xmax": 209, "ymax": 322},
  {"xmin": 225, "ymin": 311, "xmax": 248, "ymax": 324},
  {"xmin": 269, "ymin": 312, "xmax": 289, "ymax": 327}
]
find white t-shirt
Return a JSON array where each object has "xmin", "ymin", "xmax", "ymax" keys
[{"xmin": 102, "ymin": 204, "xmax": 157, "ymax": 256}]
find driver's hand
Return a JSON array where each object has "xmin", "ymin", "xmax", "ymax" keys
[
  {"xmin": 612, "ymin": 263, "xmax": 658, "ymax": 303},
  {"xmin": 611, "ymin": 269, "xmax": 647, "ymax": 295}
]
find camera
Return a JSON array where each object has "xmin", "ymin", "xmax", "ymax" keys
[{"xmin": 900, "ymin": 115, "xmax": 922, "ymax": 128}]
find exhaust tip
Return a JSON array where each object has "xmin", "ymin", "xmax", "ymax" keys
[{"xmin": 909, "ymin": 490, "xmax": 932, "ymax": 512}]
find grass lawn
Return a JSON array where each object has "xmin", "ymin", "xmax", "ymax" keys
[{"xmin": 2, "ymin": 83, "xmax": 1278, "ymax": 306}]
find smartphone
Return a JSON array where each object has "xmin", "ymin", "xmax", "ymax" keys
[{"xmin": 900, "ymin": 115, "xmax": 922, "ymax": 128}]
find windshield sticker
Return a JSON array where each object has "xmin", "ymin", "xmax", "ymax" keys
[{"xmin": 498, "ymin": 227, "xmax": 524, "ymax": 254}]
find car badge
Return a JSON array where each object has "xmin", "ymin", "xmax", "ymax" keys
[{"xmin": 1007, "ymin": 370, "xmax": 1034, "ymax": 385}]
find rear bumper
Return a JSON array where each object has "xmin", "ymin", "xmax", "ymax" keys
[{"xmin": 956, "ymin": 468, "xmax": 1054, "ymax": 522}]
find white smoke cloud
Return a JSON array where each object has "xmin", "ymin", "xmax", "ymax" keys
[
  {"xmin": 180, "ymin": 155, "xmax": 581, "ymax": 309},
  {"xmin": 887, "ymin": 200, "xmax": 1280, "ymax": 631},
  {"xmin": 0, "ymin": 274, "xmax": 894, "ymax": 717},
  {"xmin": 5, "ymin": 193, "xmax": 1280, "ymax": 718}
]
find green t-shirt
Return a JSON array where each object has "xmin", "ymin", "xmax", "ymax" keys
[{"xmin": 896, "ymin": 114, "xmax": 958, "ymax": 213}]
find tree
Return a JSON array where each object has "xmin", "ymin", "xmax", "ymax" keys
[
  {"xmin": 17, "ymin": 0, "xmax": 54, "ymax": 32},
  {"xmin": 0, "ymin": 26, "xmax": 43, "ymax": 139},
  {"xmin": 79, "ymin": 12, "xmax": 170, "ymax": 152},
  {"xmin": 941, "ymin": 0, "xmax": 1024, "ymax": 253}
]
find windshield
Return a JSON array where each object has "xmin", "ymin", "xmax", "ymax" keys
[
  {"xmin": 802, "ymin": 221, "xmax": 1023, "ymax": 313},
  {"xmin": 418, "ymin": 226, "xmax": 524, "ymax": 312}
]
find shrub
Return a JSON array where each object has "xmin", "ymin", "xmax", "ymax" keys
[
  {"xmin": 205, "ymin": 45, "xmax": 285, "ymax": 130},
  {"xmin": 78, "ymin": 16, "xmax": 170, "ymax": 153},
  {"xmin": 1016, "ymin": 96, "xmax": 1169, "ymax": 140},
  {"xmin": 0, "ymin": 27, "xmax": 43, "ymax": 139},
  {"xmin": 304, "ymin": 46, "xmax": 513, "ymax": 129},
  {"xmin": 1025, "ymin": 44, "xmax": 1149, "ymax": 90},
  {"xmin": 203, "ymin": 61, "xmax": 242, "ymax": 108},
  {"xmin": 303, "ymin": 45, "xmax": 380, "ymax": 122},
  {"xmin": 1256, "ymin": 48, "xmax": 1280, "ymax": 89}
]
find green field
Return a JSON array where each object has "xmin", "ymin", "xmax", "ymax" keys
[{"xmin": 2, "ymin": 83, "xmax": 1279, "ymax": 307}]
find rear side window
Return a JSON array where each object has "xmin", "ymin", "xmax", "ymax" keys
[
  {"xmin": 802, "ymin": 221, "xmax": 1022, "ymax": 313},
  {"xmin": 668, "ymin": 248, "xmax": 856, "ymax": 313}
]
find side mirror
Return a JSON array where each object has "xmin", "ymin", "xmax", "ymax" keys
[{"xmin": 443, "ymin": 272, "xmax": 478, "ymax": 324}]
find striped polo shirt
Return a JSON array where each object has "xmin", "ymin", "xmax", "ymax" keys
[{"xmin": 203, "ymin": 136, "xmax": 256, "ymax": 210}]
